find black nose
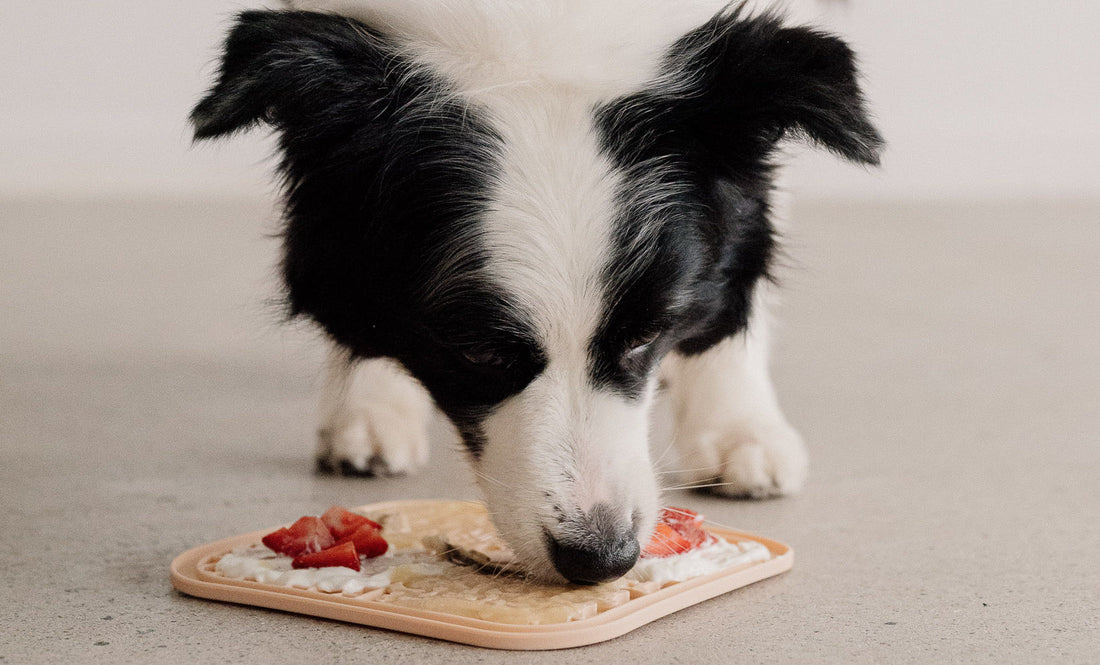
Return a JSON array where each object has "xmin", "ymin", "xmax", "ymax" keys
[{"xmin": 545, "ymin": 504, "xmax": 640, "ymax": 585}]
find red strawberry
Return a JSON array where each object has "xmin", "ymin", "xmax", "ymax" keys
[
  {"xmin": 643, "ymin": 523, "xmax": 695, "ymax": 557},
  {"xmin": 660, "ymin": 506, "xmax": 703, "ymax": 527},
  {"xmin": 661, "ymin": 507, "xmax": 707, "ymax": 547},
  {"xmin": 642, "ymin": 507, "xmax": 709, "ymax": 558},
  {"xmin": 292, "ymin": 541, "xmax": 361, "ymax": 571},
  {"xmin": 336, "ymin": 523, "xmax": 389, "ymax": 558},
  {"xmin": 320, "ymin": 505, "xmax": 382, "ymax": 540},
  {"xmin": 261, "ymin": 527, "xmax": 295, "ymax": 553},
  {"xmin": 261, "ymin": 516, "xmax": 335, "ymax": 556}
]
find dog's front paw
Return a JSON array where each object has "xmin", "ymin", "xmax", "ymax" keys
[
  {"xmin": 316, "ymin": 406, "xmax": 430, "ymax": 477},
  {"xmin": 677, "ymin": 419, "xmax": 808, "ymax": 499},
  {"xmin": 316, "ymin": 357, "xmax": 433, "ymax": 477}
]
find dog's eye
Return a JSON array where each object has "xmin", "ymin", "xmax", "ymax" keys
[
  {"xmin": 623, "ymin": 333, "xmax": 659, "ymax": 359},
  {"xmin": 460, "ymin": 347, "xmax": 513, "ymax": 369}
]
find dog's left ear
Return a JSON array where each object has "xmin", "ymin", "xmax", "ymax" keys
[
  {"xmin": 678, "ymin": 11, "xmax": 884, "ymax": 166},
  {"xmin": 189, "ymin": 10, "xmax": 393, "ymax": 141}
]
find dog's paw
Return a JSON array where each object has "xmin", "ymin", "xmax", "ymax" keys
[
  {"xmin": 315, "ymin": 407, "xmax": 430, "ymax": 477},
  {"xmin": 677, "ymin": 419, "xmax": 808, "ymax": 499},
  {"xmin": 316, "ymin": 357, "xmax": 433, "ymax": 477}
]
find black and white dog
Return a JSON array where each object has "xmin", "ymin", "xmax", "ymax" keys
[{"xmin": 192, "ymin": 0, "xmax": 881, "ymax": 584}]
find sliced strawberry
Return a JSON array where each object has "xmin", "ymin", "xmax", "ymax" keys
[
  {"xmin": 643, "ymin": 523, "xmax": 695, "ymax": 557},
  {"xmin": 261, "ymin": 527, "xmax": 296, "ymax": 554},
  {"xmin": 292, "ymin": 541, "xmax": 361, "ymax": 571},
  {"xmin": 261, "ymin": 515, "xmax": 334, "ymax": 556},
  {"xmin": 660, "ymin": 506, "xmax": 703, "ymax": 528},
  {"xmin": 664, "ymin": 508, "xmax": 707, "ymax": 548},
  {"xmin": 336, "ymin": 523, "xmax": 389, "ymax": 558},
  {"xmin": 320, "ymin": 505, "xmax": 382, "ymax": 540},
  {"xmin": 641, "ymin": 507, "xmax": 710, "ymax": 558}
]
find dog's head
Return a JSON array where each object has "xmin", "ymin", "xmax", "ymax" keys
[{"xmin": 192, "ymin": 2, "xmax": 880, "ymax": 583}]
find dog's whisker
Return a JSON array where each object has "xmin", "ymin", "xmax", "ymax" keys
[
  {"xmin": 654, "ymin": 464, "xmax": 725, "ymax": 476},
  {"xmin": 661, "ymin": 480, "xmax": 740, "ymax": 491},
  {"xmin": 697, "ymin": 515, "xmax": 746, "ymax": 532},
  {"xmin": 650, "ymin": 430, "xmax": 680, "ymax": 470},
  {"xmin": 651, "ymin": 412, "xmax": 683, "ymax": 467},
  {"xmin": 469, "ymin": 469, "xmax": 514, "ymax": 490}
]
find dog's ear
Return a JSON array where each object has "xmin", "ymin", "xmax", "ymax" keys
[
  {"xmin": 190, "ymin": 10, "xmax": 390, "ymax": 140},
  {"xmin": 678, "ymin": 11, "xmax": 884, "ymax": 165}
]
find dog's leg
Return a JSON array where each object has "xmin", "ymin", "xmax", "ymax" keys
[
  {"xmin": 315, "ymin": 345, "xmax": 434, "ymax": 476},
  {"xmin": 659, "ymin": 293, "xmax": 808, "ymax": 498}
]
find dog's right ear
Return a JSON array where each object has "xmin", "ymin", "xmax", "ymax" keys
[{"xmin": 190, "ymin": 10, "xmax": 389, "ymax": 140}]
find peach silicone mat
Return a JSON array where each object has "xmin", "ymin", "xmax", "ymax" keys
[{"xmin": 170, "ymin": 500, "xmax": 793, "ymax": 650}]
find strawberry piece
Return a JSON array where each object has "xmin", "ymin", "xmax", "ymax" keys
[
  {"xmin": 661, "ymin": 507, "xmax": 708, "ymax": 548},
  {"xmin": 642, "ymin": 507, "xmax": 710, "ymax": 558},
  {"xmin": 660, "ymin": 506, "xmax": 703, "ymax": 527},
  {"xmin": 336, "ymin": 523, "xmax": 389, "ymax": 558},
  {"xmin": 292, "ymin": 541, "xmax": 361, "ymax": 571},
  {"xmin": 320, "ymin": 505, "xmax": 382, "ymax": 540},
  {"xmin": 261, "ymin": 527, "xmax": 295, "ymax": 554},
  {"xmin": 261, "ymin": 516, "xmax": 334, "ymax": 556},
  {"xmin": 643, "ymin": 523, "xmax": 695, "ymax": 557}
]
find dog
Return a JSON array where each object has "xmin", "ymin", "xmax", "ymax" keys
[{"xmin": 191, "ymin": 0, "xmax": 881, "ymax": 584}]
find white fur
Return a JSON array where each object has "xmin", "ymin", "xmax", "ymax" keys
[
  {"xmin": 479, "ymin": 367, "xmax": 660, "ymax": 577},
  {"xmin": 457, "ymin": 63, "xmax": 662, "ymax": 577},
  {"xmin": 287, "ymin": 0, "xmax": 730, "ymax": 97}
]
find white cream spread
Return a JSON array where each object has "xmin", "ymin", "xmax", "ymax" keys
[
  {"xmin": 630, "ymin": 536, "xmax": 772, "ymax": 585},
  {"xmin": 215, "ymin": 544, "xmax": 428, "ymax": 596},
  {"xmin": 213, "ymin": 534, "xmax": 771, "ymax": 597}
]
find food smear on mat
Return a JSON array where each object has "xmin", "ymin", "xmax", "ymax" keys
[{"xmin": 210, "ymin": 501, "xmax": 772, "ymax": 624}]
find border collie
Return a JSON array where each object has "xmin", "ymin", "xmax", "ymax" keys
[{"xmin": 191, "ymin": 0, "xmax": 881, "ymax": 584}]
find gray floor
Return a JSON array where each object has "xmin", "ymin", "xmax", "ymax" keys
[{"xmin": 2, "ymin": 197, "xmax": 1097, "ymax": 663}]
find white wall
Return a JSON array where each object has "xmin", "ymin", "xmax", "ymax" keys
[
  {"xmin": 1, "ymin": 0, "xmax": 1097, "ymax": 201},
  {"xmin": 783, "ymin": 0, "xmax": 1100, "ymax": 201},
  {"xmin": 1, "ymin": 1, "xmax": 274, "ymax": 199}
]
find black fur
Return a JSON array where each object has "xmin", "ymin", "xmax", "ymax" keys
[
  {"xmin": 191, "ymin": 11, "xmax": 545, "ymax": 457},
  {"xmin": 590, "ymin": 9, "xmax": 882, "ymax": 395}
]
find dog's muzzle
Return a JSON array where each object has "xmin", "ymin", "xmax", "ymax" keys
[{"xmin": 543, "ymin": 503, "xmax": 640, "ymax": 585}]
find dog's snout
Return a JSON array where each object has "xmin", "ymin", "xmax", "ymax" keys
[
  {"xmin": 545, "ymin": 504, "xmax": 640, "ymax": 585},
  {"xmin": 546, "ymin": 531, "xmax": 639, "ymax": 585}
]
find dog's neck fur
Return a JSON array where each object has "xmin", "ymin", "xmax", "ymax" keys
[{"xmin": 287, "ymin": 0, "xmax": 729, "ymax": 95}]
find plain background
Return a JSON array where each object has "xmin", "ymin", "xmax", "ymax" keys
[{"xmin": 1, "ymin": 0, "xmax": 1099, "ymax": 201}]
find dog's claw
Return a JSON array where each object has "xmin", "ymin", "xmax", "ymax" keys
[
  {"xmin": 315, "ymin": 454, "xmax": 407, "ymax": 478},
  {"xmin": 315, "ymin": 455, "xmax": 337, "ymax": 475},
  {"xmin": 339, "ymin": 458, "xmax": 376, "ymax": 477}
]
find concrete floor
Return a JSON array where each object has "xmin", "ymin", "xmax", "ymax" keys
[{"xmin": 2, "ymin": 197, "xmax": 1097, "ymax": 663}]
